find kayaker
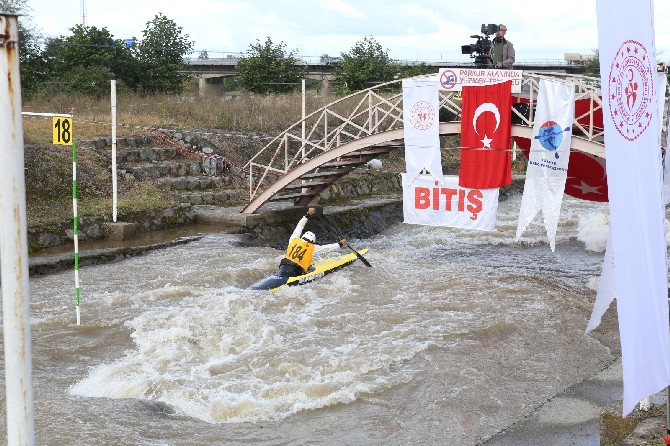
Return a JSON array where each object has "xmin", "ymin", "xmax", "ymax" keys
[{"xmin": 278, "ymin": 207, "xmax": 347, "ymax": 276}]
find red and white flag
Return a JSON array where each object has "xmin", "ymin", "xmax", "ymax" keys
[
  {"xmin": 515, "ymin": 79, "xmax": 575, "ymax": 251},
  {"xmin": 459, "ymin": 81, "xmax": 512, "ymax": 189},
  {"xmin": 596, "ymin": 0, "xmax": 669, "ymax": 415},
  {"xmin": 402, "ymin": 77, "xmax": 443, "ymax": 181},
  {"xmin": 586, "ymin": 72, "xmax": 668, "ymax": 335}
]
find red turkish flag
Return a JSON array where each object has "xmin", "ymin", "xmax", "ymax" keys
[{"xmin": 459, "ymin": 81, "xmax": 513, "ymax": 189}]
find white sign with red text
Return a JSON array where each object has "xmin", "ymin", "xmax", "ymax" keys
[
  {"xmin": 402, "ymin": 174, "xmax": 499, "ymax": 230},
  {"xmin": 439, "ymin": 68, "xmax": 523, "ymax": 93}
]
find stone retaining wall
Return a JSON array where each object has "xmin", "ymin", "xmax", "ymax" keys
[
  {"xmin": 241, "ymin": 198, "xmax": 404, "ymax": 249},
  {"xmin": 318, "ymin": 172, "xmax": 402, "ymax": 203},
  {"xmin": 28, "ymin": 204, "xmax": 196, "ymax": 253}
]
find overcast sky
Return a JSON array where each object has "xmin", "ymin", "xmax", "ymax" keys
[{"xmin": 21, "ymin": 0, "xmax": 670, "ymax": 64}]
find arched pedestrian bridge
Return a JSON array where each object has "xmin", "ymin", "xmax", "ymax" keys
[{"xmin": 242, "ymin": 72, "xmax": 605, "ymax": 214}]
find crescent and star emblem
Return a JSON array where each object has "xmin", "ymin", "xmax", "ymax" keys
[{"xmin": 472, "ymin": 103, "xmax": 501, "ymax": 149}]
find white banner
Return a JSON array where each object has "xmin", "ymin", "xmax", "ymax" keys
[
  {"xmin": 585, "ymin": 232, "xmax": 616, "ymax": 333},
  {"xmin": 438, "ymin": 67, "xmax": 523, "ymax": 93},
  {"xmin": 588, "ymin": 72, "xmax": 669, "ymax": 335},
  {"xmin": 658, "ymin": 72, "xmax": 670, "ymax": 204},
  {"xmin": 402, "ymin": 174, "xmax": 499, "ymax": 231},
  {"xmin": 515, "ymin": 79, "xmax": 575, "ymax": 251},
  {"xmin": 597, "ymin": 0, "xmax": 670, "ymax": 415},
  {"xmin": 402, "ymin": 78, "xmax": 443, "ymax": 180}
]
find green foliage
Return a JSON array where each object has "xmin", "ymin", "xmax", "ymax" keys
[
  {"xmin": 236, "ymin": 37, "xmax": 306, "ymax": 94},
  {"xmin": 397, "ymin": 63, "xmax": 437, "ymax": 79},
  {"xmin": 334, "ymin": 36, "xmax": 400, "ymax": 93},
  {"xmin": 15, "ymin": 11, "xmax": 192, "ymax": 97},
  {"xmin": 136, "ymin": 13, "xmax": 194, "ymax": 94},
  {"xmin": 41, "ymin": 25, "xmax": 140, "ymax": 95},
  {"xmin": 584, "ymin": 50, "xmax": 600, "ymax": 77},
  {"xmin": 1, "ymin": 0, "xmax": 48, "ymax": 95}
]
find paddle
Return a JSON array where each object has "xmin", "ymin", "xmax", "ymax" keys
[{"xmin": 318, "ymin": 215, "xmax": 372, "ymax": 267}]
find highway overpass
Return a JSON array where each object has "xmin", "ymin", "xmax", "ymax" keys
[{"xmin": 182, "ymin": 57, "xmax": 586, "ymax": 97}]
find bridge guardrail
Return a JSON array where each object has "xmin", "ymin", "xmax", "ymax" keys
[{"xmin": 242, "ymin": 72, "xmax": 604, "ymax": 203}]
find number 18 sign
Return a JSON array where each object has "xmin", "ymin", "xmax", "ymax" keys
[{"xmin": 52, "ymin": 116, "xmax": 73, "ymax": 145}]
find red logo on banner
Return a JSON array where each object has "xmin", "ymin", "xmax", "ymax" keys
[
  {"xmin": 409, "ymin": 100, "xmax": 435, "ymax": 130},
  {"xmin": 608, "ymin": 40, "xmax": 655, "ymax": 141}
]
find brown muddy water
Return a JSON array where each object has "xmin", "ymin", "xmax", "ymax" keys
[{"xmin": 1, "ymin": 195, "xmax": 624, "ymax": 445}]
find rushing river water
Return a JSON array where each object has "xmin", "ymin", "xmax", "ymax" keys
[{"xmin": 1, "ymin": 194, "xmax": 628, "ymax": 445}]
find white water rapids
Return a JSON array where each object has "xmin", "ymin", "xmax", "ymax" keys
[{"xmin": 0, "ymin": 194, "xmax": 645, "ymax": 445}]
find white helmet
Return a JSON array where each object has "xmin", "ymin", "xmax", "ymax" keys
[{"xmin": 302, "ymin": 231, "xmax": 316, "ymax": 243}]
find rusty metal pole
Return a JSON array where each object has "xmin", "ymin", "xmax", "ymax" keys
[{"xmin": 0, "ymin": 13, "xmax": 36, "ymax": 446}]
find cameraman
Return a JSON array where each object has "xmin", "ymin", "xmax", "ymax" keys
[{"xmin": 491, "ymin": 24, "xmax": 515, "ymax": 69}]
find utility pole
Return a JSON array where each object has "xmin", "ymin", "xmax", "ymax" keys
[{"xmin": 80, "ymin": 0, "xmax": 86, "ymax": 27}]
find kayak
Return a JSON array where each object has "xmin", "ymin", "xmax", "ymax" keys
[{"xmin": 248, "ymin": 248, "xmax": 369, "ymax": 292}]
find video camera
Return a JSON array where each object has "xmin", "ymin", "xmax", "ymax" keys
[{"xmin": 461, "ymin": 24, "xmax": 499, "ymax": 67}]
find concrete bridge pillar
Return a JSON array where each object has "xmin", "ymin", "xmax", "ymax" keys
[
  {"xmin": 321, "ymin": 78, "xmax": 334, "ymax": 95},
  {"xmin": 199, "ymin": 75, "xmax": 225, "ymax": 98}
]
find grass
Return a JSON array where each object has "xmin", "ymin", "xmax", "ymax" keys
[
  {"xmin": 19, "ymin": 86, "xmax": 449, "ymax": 231},
  {"xmin": 22, "ymin": 86, "xmax": 338, "ymax": 143},
  {"xmin": 600, "ymin": 403, "xmax": 668, "ymax": 446},
  {"xmin": 20, "ymin": 87, "xmax": 342, "ymax": 229},
  {"xmin": 27, "ymin": 182, "xmax": 172, "ymax": 227}
]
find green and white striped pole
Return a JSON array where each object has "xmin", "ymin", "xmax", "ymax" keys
[
  {"xmin": 51, "ymin": 113, "xmax": 79, "ymax": 324},
  {"xmin": 72, "ymin": 140, "xmax": 81, "ymax": 325}
]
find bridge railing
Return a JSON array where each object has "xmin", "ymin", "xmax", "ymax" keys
[{"xmin": 243, "ymin": 72, "xmax": 604, "ymax": 201}]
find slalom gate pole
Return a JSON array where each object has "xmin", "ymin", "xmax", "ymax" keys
[
  {"xmin": 22, "ymin": 111, "xmax": 77, "ymax": 323},
  {"xmin": 73, "ymin": 141, "xmax": 81, "ymax": 325},
  {"xmin": 111, "ymin": 80, "xmax": 118, "ymax": 222}
]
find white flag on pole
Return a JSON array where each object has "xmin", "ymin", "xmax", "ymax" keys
[
  {"xmin": 657, "ymin": 73, "xmax": 670, "ymax": 204},
  {"xmin": 585, "ymin": 232, "xmax": 616, "ymax": 333},
  {"xmin": 596, "ymin": 0, "xmax": 670, "ymax": 415},
  {"xmin": 402, "ymin": 77, "xmax": 443, "ymax": 181},
  {"xmin": 515, "ymin": 79, "xmax": 575, "ymax": 251},
  {"xmin": 587, "ymin": 72, "xmax": 669, "ymax": 335}
]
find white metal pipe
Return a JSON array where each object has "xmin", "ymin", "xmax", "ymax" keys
[
  {"xmin": 111, "ymin": 80, "xmax": 117, "ymax": 222},
  {"xmin": 302, "ymin": 79, "xmax": 306, "ymax": 189},
  {"xmin": 301, "ymin": 78, "xmax": 306, "ymax": 159},
  {"xmin": 0, "ymin": 13, "xmax": 36, "ymax": 446}
]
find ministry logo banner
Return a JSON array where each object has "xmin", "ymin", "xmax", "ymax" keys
[
  {"xmin": 402, "ymin": 174, "xmax": 499, "ymax": 231},
  {"xmin": 515, "ymin": 79, "xmax": 575, "ymax": 251},
  {"xmin": 402, "ymin": 77, "xmax": 443, "ymax": 181},
  {"xmin": 596, "ymin": 0, "xmax": 670, "ymax": 416}
]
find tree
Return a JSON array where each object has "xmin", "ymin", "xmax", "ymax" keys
[
  {"xmin": 135, "ymin": 13, "xmax": 193, "ymax": 94},
  {"xmin": 583, "ymin": 50, "xmax": 600, "ymax": 77},
  {"xmin": 334, "ymin": 36, "xmax": 400, "ymax": 93},
  {"xmin": 236, "ymin": 37, "xmax": 306, "ymax": 94},
  {"xmin": 41, "ymin": 25, "xmax": 140, "ymax": 96},
  {"xmin": 1, "ymin": 0, "xmax": 47, "ymax": 96},
  {"xmin": 397, "ymin": 63, "xmax": 436, "ymax": 79}
]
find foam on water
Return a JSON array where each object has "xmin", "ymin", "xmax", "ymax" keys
[
  {"xmin": 36, "ymin": 195, "xmax": 660, "ymax": 443},
  {"xmin": 69, "ymin": 271, "xmax": 434, "ymax": 423}
]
